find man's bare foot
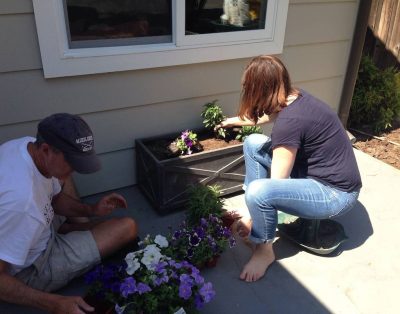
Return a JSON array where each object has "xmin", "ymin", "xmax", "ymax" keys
[{"xmin": 240, "ymin": 242, "xmax": 275, "ymax": 282}]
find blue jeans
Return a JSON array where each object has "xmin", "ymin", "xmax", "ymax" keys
[{"xmin": 243, "ymin": 134, "xmax": 359, "ymax": 244}]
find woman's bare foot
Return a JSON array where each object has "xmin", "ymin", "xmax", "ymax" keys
[
  {"xmin": 240, "ymin": 242, "xmax": 275, "ymax": 282},
  {"xmin": 236, "ymin": 217, "xmax": 252, "ymax": 238}
]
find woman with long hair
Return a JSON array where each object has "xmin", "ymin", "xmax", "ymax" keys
[{"xmin": 217, "ymin": 55, "xmax": 362, "ymax": 282}]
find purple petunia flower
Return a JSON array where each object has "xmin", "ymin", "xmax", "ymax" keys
[
  {"xmin": 208, "ymin": 214, "xmax": 219, "ymax": 224},
  {"xmin": 181, "ymin": 130, "xmax": 189, "ymax": 139},
  {"xmin": 179, "ymin": 281, "xmax": 193, "ymax": 300},
  {"xmin": 200, "ymin": 217, "xmax": 208, "ymax": 227},
  {"xmin": 194, "ymin": 294, "xmax": 204, "ymax": 310},
  {"xmin": 223, "ymin": 227, "xmax": 232, "ymax": 238},
  {"xmin": 190, "ymin": 265, "xmax": 200, "ymax": 275},
  {"xmin": 136, "ymin": 282, "xmax": 152, "ymax": 295},
  {"xmin": 185, "ymin": 139, "xmax": 193, "ymax": 147},
  {"xmin": 154, "ymin": 261, "xmax": 168, "ymax": 273},
  {"xmin": 180, "ymin": 274, "xmax": 193, "ymax": 285},
  {"xmin": 199, "ymin": 282, "xmax": 216, "ymax": 303},
  {"xmin": 153, "ymin": 273, "xmax": 169, "ymax": 286},
  {"xmin": 195, "ymin": 226, "xmax": 206, "ymax": 239},
  {"xmin": 169, "ymin": 260, "xmax": 183, "ymax": 269},
  {"xmin": 120, "ymin": 277, "xmax": 136, "ymax": 298},
  {"xmin": 191, "ymin": 272, "xmax": 205, "ymax": 285},
  {"xmin": 173, "ymin": 230, "xmax": 182, "ymax": 239}
]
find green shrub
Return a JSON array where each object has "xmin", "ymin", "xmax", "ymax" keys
[
  {"xmin": 349, "ymin": 55, "xmax": 400, "ymax": 133},
  {"xmin": 186, "ymin": 184, "xmax": 224, "ymax": 226}
]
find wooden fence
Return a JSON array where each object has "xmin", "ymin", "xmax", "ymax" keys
[{"xmin": 364, "ymin": 0, "xmax": 400, "ymax": 68}]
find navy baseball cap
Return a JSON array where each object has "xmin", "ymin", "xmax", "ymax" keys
[{"xmin": 37, "ymin": 113, "xmax": 101, "ymax": 174}]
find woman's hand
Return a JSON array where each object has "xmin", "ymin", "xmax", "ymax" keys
[
  {"xmin": 91, "ymin": 193, "xmax": 128, "ymax": 216},
  {"xmin": 214, "ymin": 117, "xmax": 240, "ymax": 131}
]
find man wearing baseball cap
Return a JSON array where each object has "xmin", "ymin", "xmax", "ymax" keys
[{"xmin": 0, "ymin": 113, "xmax": 138, "ymax": 313}]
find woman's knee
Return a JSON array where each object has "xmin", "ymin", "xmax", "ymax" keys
[
  {"xmin": 243, "ymin": 133, "xmax": 269, "ymax": 155},
  {"xmin": 245, "ymin": 179, "xmax": 272, "ymax": 211}
]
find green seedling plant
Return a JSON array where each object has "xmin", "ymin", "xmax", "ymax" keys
[
  {"xmin": 236, "ymin": 125, "xmax": 263, "ymax": 142},
  {"xmin": 201, "ymin": 100, "xmax": 227, "ymax": 138}
]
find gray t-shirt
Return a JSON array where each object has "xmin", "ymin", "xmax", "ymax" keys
[{"xmin": 271, "ymin": 90, "xmax": 362, "ymax": 192}]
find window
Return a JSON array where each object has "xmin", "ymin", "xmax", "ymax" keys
[
  {"xmin": 33, "ymin": 0, "xmax": 289, "ymax": 78},
  {"xmin": 64, "ymin": 1, "xmax": 173, "ymax": 48}
]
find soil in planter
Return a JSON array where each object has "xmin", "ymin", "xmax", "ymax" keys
[{"xmin": 145, "ymin": 130, "xmax": 243, "ymax": 161}]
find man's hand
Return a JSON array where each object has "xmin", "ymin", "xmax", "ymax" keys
[
  {"xmin": 50, "ymin": 295, "xmax": 94, "ymax": 314},
  {"xmin": 91, "ymin": 193, "xmax": 128, "ymax": 216},
  {"xmin": 0, "ymin": 260, "xmax": 94, "ymax": 314}
]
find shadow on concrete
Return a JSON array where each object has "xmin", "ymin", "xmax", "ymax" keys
[{"xmin": 333, "ymin": 201, "xmax": 373, "ymax": 252}]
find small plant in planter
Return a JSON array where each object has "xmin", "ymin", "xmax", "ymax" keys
[
  {"xmin": 85, "ymin": 234, "xmax": 216, "ymax": 314},
  {"xmin": 175, "ymin": 130, "xmax": 202, "ymax": 155},
  {"xmin": 201, "ymin": 100, "xmax": 227, "ymax": 138},
  {"xmin": 235, "ymin": 125, "xmax": 263, "ymax": 142}
]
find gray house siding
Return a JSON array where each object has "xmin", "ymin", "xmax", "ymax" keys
[{"xmin": 0, "ymin": 0, "xmax": 359, "ymax": 196}]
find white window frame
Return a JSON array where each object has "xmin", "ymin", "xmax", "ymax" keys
[{"xmin": 33, "ymin": 0, "xmax": 289, "ymax": 78}]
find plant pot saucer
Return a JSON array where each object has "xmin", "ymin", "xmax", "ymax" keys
[{"xmin": 277, "ymin": 213, "xmax": 348, "ymax": 255}]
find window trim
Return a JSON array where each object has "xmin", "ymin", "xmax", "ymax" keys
[{"xmin": 32, "ymin": 0, "xmax": 289, "ymax": 78}]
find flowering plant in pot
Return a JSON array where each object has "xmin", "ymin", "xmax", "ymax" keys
[
  {"xmin": 85, "ymin": 235, "xmax": 215, "ymax": 314},
  {"xmin": 186, "ymin": 184, "xmax": 240, "ymax": 229},
  {"xmin": 164, "ymin": 214, "xmax": 236, "ymax": 269}
]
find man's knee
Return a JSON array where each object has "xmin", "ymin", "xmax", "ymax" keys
[{"xmin": 114, "ymin": 217, "xmax": 138, "ymax": 241}]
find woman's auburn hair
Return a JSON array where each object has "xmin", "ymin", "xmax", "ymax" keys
[{"xmin": 238, "ymin": 55, "xmax": 299, "ymax": 123}]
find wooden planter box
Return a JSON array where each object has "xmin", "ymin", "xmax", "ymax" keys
[{"xmin": 135, "ymin": 132, "xmax": 245, "ymax": 214}]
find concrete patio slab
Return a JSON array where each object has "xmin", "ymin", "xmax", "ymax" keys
[{"xmin": 1, "ymin": 148, "xmax": 399, "ymax": 314}]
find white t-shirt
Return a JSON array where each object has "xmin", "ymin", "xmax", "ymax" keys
[{"xmin": 0, "ymin": 137, "xmax": 61, "ymax": 275}]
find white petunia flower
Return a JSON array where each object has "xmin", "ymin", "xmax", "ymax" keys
[
  {"xmin": 141, "ymin": 245, "xmax": 163, "ymax": 270},
  {"xmin": 154, "ymin": 235, "xmax": 169, "ymax": 248},
  {"xmin": 125, "ymin": 250, "xmax": 142, "ymax": 261},
  {"xmin": 126, "ymin": 257, "xmax": 140, "ymax": 275}
]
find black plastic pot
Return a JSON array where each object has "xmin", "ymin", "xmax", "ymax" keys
[
  {"xmin": 277, "ymin": 214, "xmax": 348, "ymax": 255},
  {"xmin": 135, "ymin": 132, "xmax": 245, "ymax": 215}
]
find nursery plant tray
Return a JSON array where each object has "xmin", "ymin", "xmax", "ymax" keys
[{"xmin": 277, "ymin": 213, "xmax": 348, "ymax": 255}]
